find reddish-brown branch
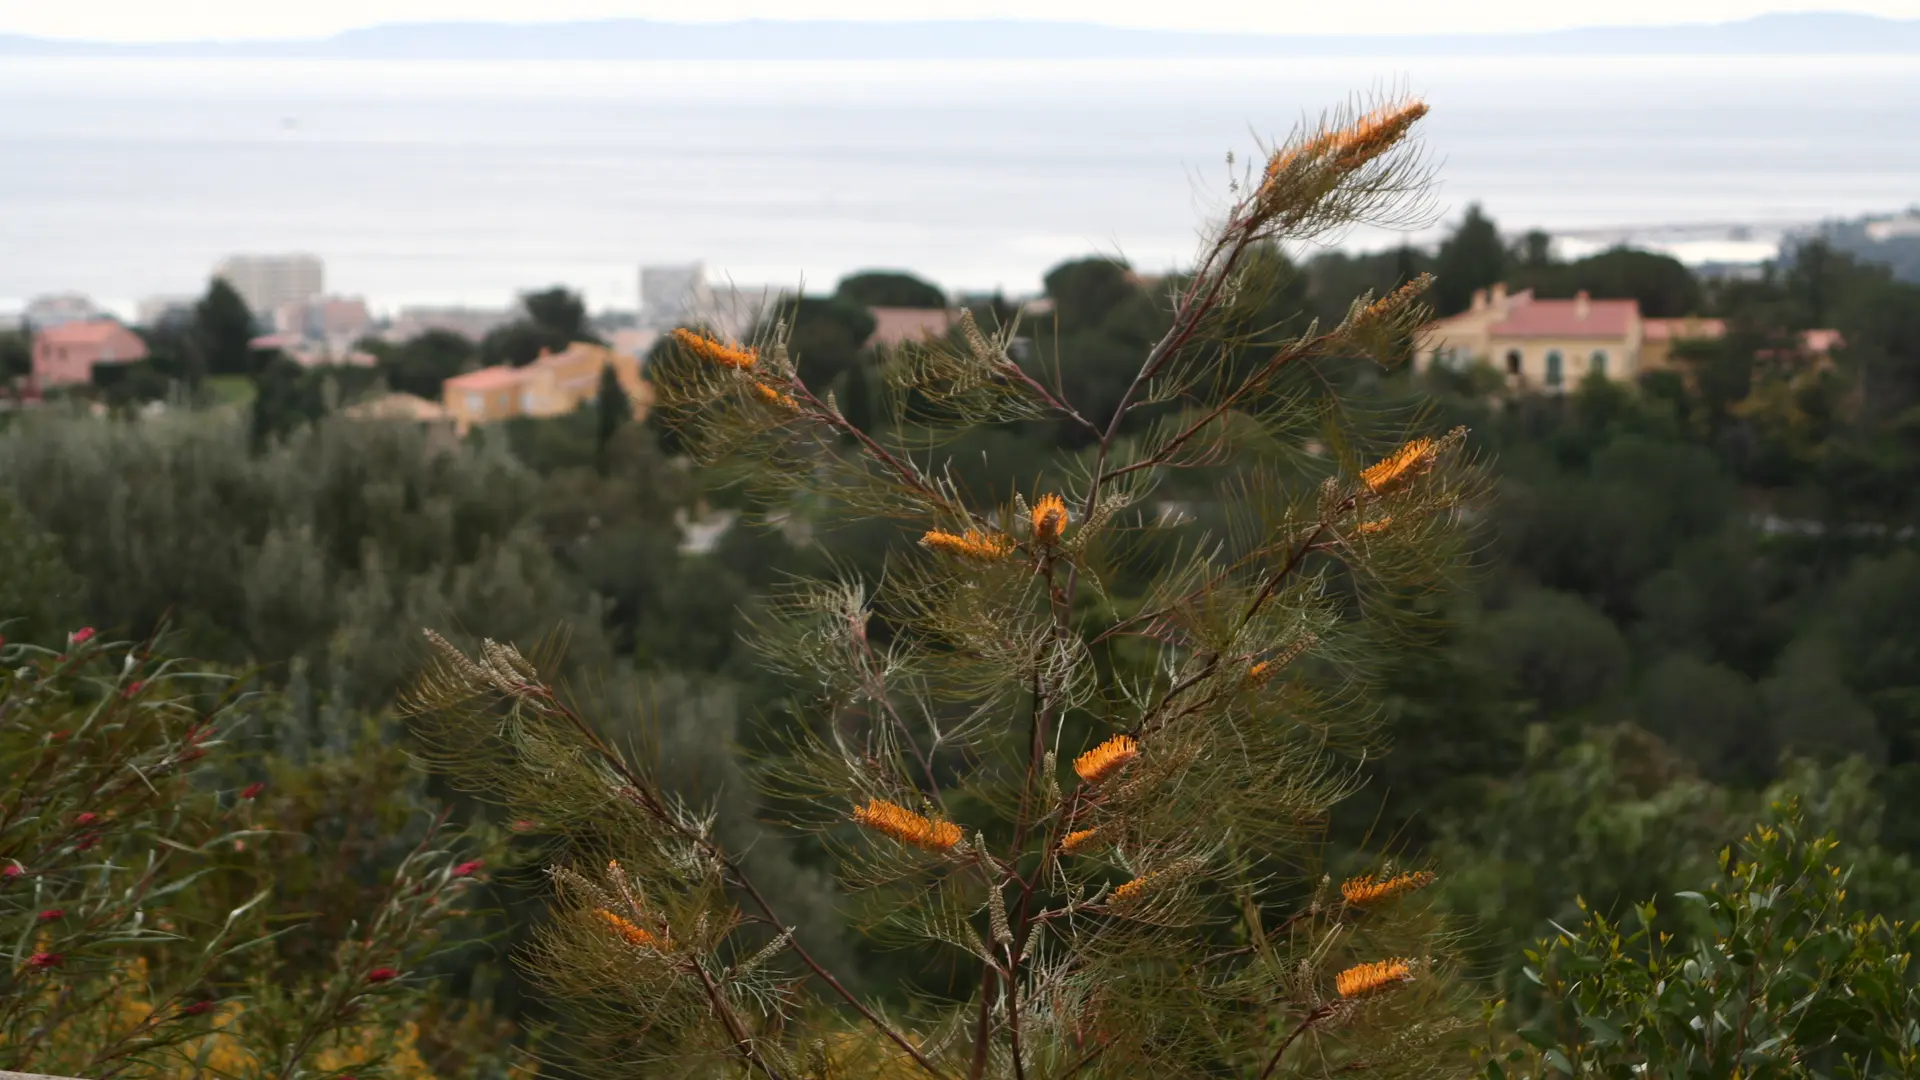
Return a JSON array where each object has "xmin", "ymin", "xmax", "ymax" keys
[{"xmin": 1258, "ymin": 1003, "xmax": 1336, "ymax": 1080}]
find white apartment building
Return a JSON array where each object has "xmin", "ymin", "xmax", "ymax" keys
[
  {"xmin": 213, "ymin": 254, "xmax": 324, "ymax": 320},
  {"xmin": 273, "ymin": 295, "xmax": 373, "ymax": 346},
  {"xmin": 639, "ymin": 263, "xmax": 773, "ymax": 342},
  {"xmin": 385, "ymin": 305, "xmax": 516, "ymax": 343},
  {"xmin": 639, "ymin": 263, "xmax": 712, "ymax": 330}
]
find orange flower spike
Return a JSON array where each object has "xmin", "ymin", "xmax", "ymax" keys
[
  {"xmin": 671, "ymin": 327, "xmax": 757, "ymax": 370},
  {"xmin": 1031, "ymin": 493, "xmax": 1069, "ymax": 543},
  {"xmin": 1359, "ymin": 438, "xmax": 1437, "ymax": 495},
  {"xmin": 1354, "ymin": 517, "xmax": 1393, "ymax": 537},
  {"xmin": 1335, "ymin": 959, "xmax": 1412, "ymax": 999},
  {"xmin": 1060, "ymin": 828, "xmax": 1100, "ymax": 854},
  {"xmin": 1357, "ymin": 276, "xmax": 1432, "ymax": 325},
  {"xmin": 750, "ymin": 381, "xmax": 796, "ymax": 410},
  {"xmin": 1265, "ymin": 133, "xmax": 1333, "ymax": 181},
  {"xmin": 1110, "ymin": 871, "xmax": 1159, "ymax": 905},
  {"xmin": 594, "ymin": 908, "xmax": 658, "ymax": 949},
  {"xmin": 852, "ymin": 799, "xmax": 962, "ymax": 853},
  {"xmin": 920, "ymin": 529, "xmax": 1014, "ymax": 561},
  {"xmin": 1330, "ymin": 100, "xmax": 1429, "ymax": 170},
  {"xmin": 1340, "ymin": 870, "xmax": 1435, "ymax": 906},
  {"xmin": 1073, "ymin": 735, "xmax": 1139, "ymax": 785}
]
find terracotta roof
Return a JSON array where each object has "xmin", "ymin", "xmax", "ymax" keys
[
  {"xmin": 1488, "ymin": 297, "xmax": 1638, "ymax": 340},
  {"xmin": 37, "ymin": 320, "xmax": 146, "ymax": 350},
  {"xmin": 1644, "ymin": 317, "xmax": 1726, "ymax": 342},
  {"xmin": 444, "ymin": 365, "xmax": 529, "ymax": 391},
  {"xmin": 867, "ymin": 307, "xmax": 957, "ymax": 349}
]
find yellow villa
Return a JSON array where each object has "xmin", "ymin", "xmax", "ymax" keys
[
  {"xmin": 1412, "ymin": 283, "xmax": 1800, "ymax": 392},
  {"xmin": 442, "ymin": 341, "xmax": 652, "ymax": 433}
]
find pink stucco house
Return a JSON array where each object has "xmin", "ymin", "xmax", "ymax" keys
[{"xmin": 32, "ymin": 320, "xmax": 149, "ymax": 388}]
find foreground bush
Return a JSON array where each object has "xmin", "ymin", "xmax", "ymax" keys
[
  {"xmin": 0, "ymin": 629, "xmax": 514, "ymax": 1080},
  {"xmin": 1490, "ymin": 807, "xmax": 1920, "ymax": 1078}
]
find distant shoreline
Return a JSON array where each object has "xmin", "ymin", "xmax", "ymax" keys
[{"xmin": 4, "ymin": 11, "xmax": 1919, "ymax": 60}]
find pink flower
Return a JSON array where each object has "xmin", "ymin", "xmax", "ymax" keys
[
  {"xmin": 452, "ymin": 859, "xmax": 484, "ymax": 878},
  {"xmin": 3, "ymin": 864, "xmax": 22, "ymax": 881},
  {"xmin": 122, "ymin": 681, "xmax": 145, "ymax": 698},
  {"xmin": 182, "ymin": 1000, "xmax": 215, "ymax": 1016},
  {"xmin": 74, "ymin": 812, "xmax": 98, "ymax": 827},
  {"xmin": 69, "ymin": 627, "xmax": 96, "ymax": 645},
  {"xmin": 76, "ymin": 833, "xmax": 100, "ymax": 852},
  {"xmin": 27, "ymin": 952, "xmax": 61, "ymax": 970},
  {"xmin": 240, "ymin": 782, "xmax": 266, "ymax": 800},
  {"xmin": 36, "ymin": 909, "xmax": 64, "ymax": 922},
  {"xmin": 366, "ymin": 967, "xmax": 399, "ymax": 984},
  {"xmin": 509, "ymin": 819, "xmax": 539, "ymax": 833}
]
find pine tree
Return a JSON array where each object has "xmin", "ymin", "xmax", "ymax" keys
[{"xmin": 407, "ymin": 95, "xmax": 1483, "ymax": 1079}]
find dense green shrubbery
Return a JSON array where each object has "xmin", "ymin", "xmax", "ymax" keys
[{"xmin": 0, "ymin": 628, "xmax": 518, "ymax": 1080}]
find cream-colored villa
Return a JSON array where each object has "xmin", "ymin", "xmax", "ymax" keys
[{"xmin": 1413, "ymin": 284, "xmax": 1816, "ymax": 391}]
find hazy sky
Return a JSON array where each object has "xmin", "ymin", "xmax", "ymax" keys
[{"xmin": 5, "ymin": 0, "xmax": 1918, "ymax": 42}]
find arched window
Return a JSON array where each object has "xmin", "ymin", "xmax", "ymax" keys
[
  {"xmin": 1545, "ymin": 350, "xmax": 1564, "ymax": 388},
  {"xmin": 1590, "ymin": 350, "xmax": 1608, "ymax": 379},
  {"xmin": 1505, "ymin": 349, "xmax": 1522, "ymax": 375}
]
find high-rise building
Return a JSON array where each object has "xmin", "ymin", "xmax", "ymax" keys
[
  {"xmin": 212, "ymin": 254, "xmax": 324, "ymax": 320},
  {"xmin": 638, "ymin": 263, "xmax": 712, "ymax": 331},
  {"xmin": 639, "ymin": 263, "xmax": 774, "ymax": 342}
]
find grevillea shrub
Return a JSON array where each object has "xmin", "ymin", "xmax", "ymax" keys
[
  {"xmin": 0, "ymin": 628, "xmax": 516, "ymax": 1080},
  {"xmin": 406, "ymin": 95, "xmax": 1492, "ymax": 1079}
]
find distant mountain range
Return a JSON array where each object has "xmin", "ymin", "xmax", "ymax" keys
[{"xmin": 4, "ymin": 11, "xmax": 1919, "ymax": 59}]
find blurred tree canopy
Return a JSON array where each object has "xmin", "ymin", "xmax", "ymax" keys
[{"xmin": 833, "ymin": 270, "xmax": 946, "ymax": 309}]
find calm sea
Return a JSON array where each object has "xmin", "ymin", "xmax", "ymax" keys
[{"xmin": 1, "ymin": 54, "xmax": 1916, "ymax": 314}]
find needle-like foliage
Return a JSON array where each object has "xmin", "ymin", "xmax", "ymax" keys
[{"xmin": 407, "ymin": 93, "xmax": 1485, "ymax": 1079}]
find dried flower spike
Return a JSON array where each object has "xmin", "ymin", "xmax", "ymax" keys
[
  {"xmin": 1360, "ymin": 438, "xmax": 1437, "ymax": 495},
  {"xmin": 1074, "ymin": 735, "xmax": 1139, "ymax": 785},
  {"xmin": 1031, "ymin": 493, "xmax": 1069, "ymax": 543},
  {"xmin": 852, "ymin": 799, "xmax": 962, "ymax": 852},
  {"xmin": 1336, "ymin": 959, "xmax": 1412, "ymax": 998},
  {"xmin": 920, "ymin": 529, "xmax": 1014, "ymax": 562},
  {"xmin": 1060, "ymin": 828, "xmax": 1100, "ymax": 853},
  {"xmin": 671, "ymin": 327, "xmax": 757, "ymax": 370},
  {"xmin": 595, "ymin": 908, "xmax": 659, "ymax": 949},
  {"xmin": 1340, "ymin": 870, "xmax": 1435, "ymax": 906}
]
